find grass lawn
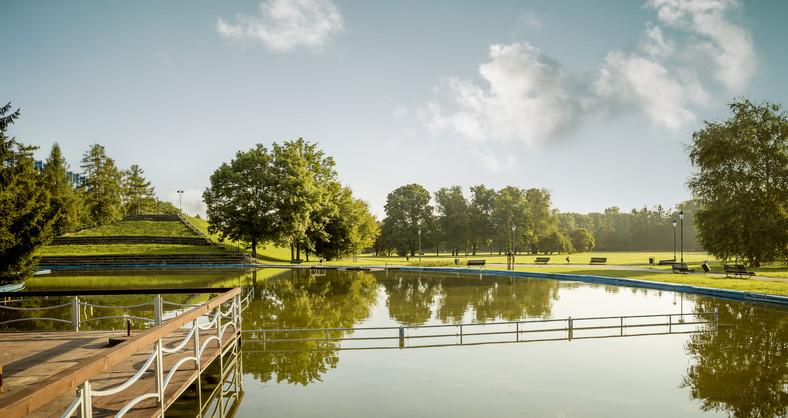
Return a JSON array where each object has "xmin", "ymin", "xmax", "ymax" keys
[
  {"xmin": 184, "ymin": 215, "xmax": 291, "ymax": 262},
  {"xmin": 532, "ymin": 267, "xmax": 788, "ymax": 296},
  {"xmin": 38, "ymin": 244, "xmax": 229, "ymax": 256},
  {"xmin": 351, "ymin": 251, "xmax": 712, "ymax": 266},
  {"xmin": 70, "ymin": 221, "xmax": 196, "ymax": 237}
]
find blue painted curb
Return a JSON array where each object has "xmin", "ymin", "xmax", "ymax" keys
[{"xmin": 396, "ymin": 266, "xmax": 788, "ymax": 308}]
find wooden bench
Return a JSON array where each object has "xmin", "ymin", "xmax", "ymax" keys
[
  {"xmin": 724, "ymin": 264, "xmax": 755, "ymax": 278},
  {"xmin": 534, "ymin": 257, "xmax": 550, "ymax": 264},
  {"xmin": 290, "ymin": 259, "xmax": 303, "ymax": 264},
  {"xmin": 589, "ymin": 257, "xmax": 607, "ymax": 264},
  {"xmin": 658, "ymin": 259, "xmax": 676, "ymax": 266},
  {"xmin": 467, "ymin": 260, "xmax": 486, "ymax": 267},
  {"xmin": 671, "ymin": 262, "xmax": 695, "ymax": 274}
]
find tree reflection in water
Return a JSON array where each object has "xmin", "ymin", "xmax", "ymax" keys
[
  {"xmin": 242, "ymin": 269, "xmax": 379, "ymax": 385},
  {"xmin": 244, "ymin": 270, "xmax": 561, "ymax": 386},
  {"xmin": 681, "ymin": 299, "xmax": 788, "ymax": 417}
]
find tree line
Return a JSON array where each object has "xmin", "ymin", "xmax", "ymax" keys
[
  {"xmin": 1, "ymin": 102, "xmax": 170, "ymax": 283},
  {"xmin": 373, "ymin": 183, "xmax": 700, "ymax": 257}
]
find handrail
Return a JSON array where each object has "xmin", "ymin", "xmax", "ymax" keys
[{"xmin": 0, "ymin": 288, "xmax": 241, "ymax": 418}]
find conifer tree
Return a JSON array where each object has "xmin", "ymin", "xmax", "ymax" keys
[
  {"xmin": 0, "ymin": 102, "xmax": 53, "ymax": 283},
  {"xmin": 43, "ymin": 143, "xmax": 80, "ymax": 234},
  {"xmin": 80, "ymin": 143, "xmax": 122, "ymax": 224}
]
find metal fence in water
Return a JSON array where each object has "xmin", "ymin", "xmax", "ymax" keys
[{"xmin": 243, "ymin": 310, "xmax": 718, "ymax": 352}]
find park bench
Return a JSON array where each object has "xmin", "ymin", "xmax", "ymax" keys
[
  {"xmin": 724, "ymin": 264, "xmax": 755, "ymax": 278},
  {"xmin": 534, "ymin": 257, "xmax": 550, "ymax": 264},
  {"xmin": 658, "ymin": 259, "xmax": 676, "ymax": 266},
  {"xmin": 467, "ymin": 260, "xmax": 486, "ymax": 267},
  {"xmin": 671, "ymin": 262, "xmax": 695, "ymax": 274},
  {"xmin": 589, "ymin": 257, "xmax": 607, "ymax": 264},
  {"xmin": 290, "ymin": 259, "xmax": 303, "ymax": 265}
]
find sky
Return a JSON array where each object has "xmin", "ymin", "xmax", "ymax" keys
[{"xmin": 2, "ymin": 0, "xmax": 787, "ymax": 219}]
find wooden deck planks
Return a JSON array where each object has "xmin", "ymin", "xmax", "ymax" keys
[{"xmin": 0, "ymin": 328, "xmax": 239, "ymax": 417}]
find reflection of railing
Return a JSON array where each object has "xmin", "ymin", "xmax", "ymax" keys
[
  {"xmin": 243, "ymin": 310, "xmax": 718, "ymax": 351},
  {"xmin": 0, "ymin": 287, "xmax": 255, "ymax": 331},
  {"xmin": 0, "ymin": 288, "xmax": 243, "ymax": 417}
]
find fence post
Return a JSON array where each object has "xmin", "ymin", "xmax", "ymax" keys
[
  {"xmin": 193, "ymin": 318, "xmax": 202, "ymax": 410},
  {"xmin": 71, "ymin": 296, "xmax": 80, "ymax": 332},
  {"xmin": 154, "ymin": 294, "xmax": 163, "ymax": 326},
  {"xmin": 568, "ymin": 317, "xmax": 573, "ymax": 341},
  {"xmin": 78, "ymin": 381, "xmax": 92, "ymax": 418},
  {"xmin": 154, "ymin": 340, "xmax": 164, "ymax": 415}
]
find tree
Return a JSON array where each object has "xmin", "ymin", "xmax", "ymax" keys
[
  {"xmin": 80, "ymin": 144, "xmax": 122, "ymax": 224},
  {"xmin": 383, "ymin": 184, "xmax": 433, "ymax": 256},
  {"xmin": 0, "ymin": 102, "xmax": 53, "ymax": 283},
  {"xmin": 122, "ymin": 164, "xmax": 155, "ymax": 215},
  {"xmin": 42, "ymin": 143, "xmax": 80, "ymax": 234},
  {"xmin": 687, "ymin": 98, "xmax": 788, "ymax": 266},
  {"xmin": 468, "ymin": 185, "xmax": 496, "ymax": 255},
  {"xmin": 312, "ymin": 188, "xmax": 380, "ymax": 261},
  {"xmin": 270, "ymin": 138, "xmax": 340, "ymax": 260},
  {"xmin": 434, "ymin": 186, "xmax": 469, "ymax": 256},
  {"xmin": 570, "ymin": 228, "xmax": 595, "ymax": 253},
  {"xmin": 203, "ymin": 144, "xmax": 277, "ymax": 256}
]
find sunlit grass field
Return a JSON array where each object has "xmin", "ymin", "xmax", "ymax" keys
[
  {"xmin": 38, "ymin": 244, "xmax": 228, "ymax": 256},
  {"xmin": 70, "ymin": 221, "xmax": 195, "ymax": 237}
]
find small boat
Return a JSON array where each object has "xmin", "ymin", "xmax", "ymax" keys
[{"xmin": 0, "ymin": 282, "xmax": 25, "ymax": 292}]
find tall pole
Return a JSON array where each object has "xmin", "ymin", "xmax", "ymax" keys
[
  {"xmin": 177, "ymin": 190, "xmax": 184, "ymax": 215},
  {"xmin": 672, "ymin": 220, "xmax": 677, "ymax": 261},
  {"xmin": 679, "ymin": 211, "xmax": 685, "ymax": 263},
  {"xmin": 418, "ymin": 227, "xmax": 422, "ymax": 262},
  {"xmin": 511, "ymin": 224, "xmax": 516, "ymax": 268}
]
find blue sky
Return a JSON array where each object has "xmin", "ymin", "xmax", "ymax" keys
[{"xmin": 2, "ymin": 0, "xmax": 786, "ymax": 218}]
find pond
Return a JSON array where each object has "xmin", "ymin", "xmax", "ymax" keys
[{"xmin": 18, "ymin": 267, "xmax": 788, "ymax": 417}]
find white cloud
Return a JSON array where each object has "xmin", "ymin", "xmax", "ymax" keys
[
  {"xmin": 217, "ymin": 0, "xmax": 345, "ymax": 52},
  {"xmin": 428, "ymin": 42, "xmax": 586, "ymax": 147},
  {"xmin": 648, "ymin": 0, "xmax": 755, "ymax": 91},
  {"xmin": 168, "ymin": 188, "xmax": 206, "ymax": 219},
  {"xmin": 425, "ymin": 0, "xmax": 755, "ymax": 150}
]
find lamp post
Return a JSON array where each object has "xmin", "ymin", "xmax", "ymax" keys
[
  {"xmin": 511, "ymin": 224, "xmax": 516, "ymax": 269},
  {"xmin": 418, "ymin": 227, "xmax": 422, "ymax": 262},
  {"xmin": 177, "ymin": 190, "xmax": 184, "ymax": 214},
  {"xmin": 679, "ymin": 210, "xmax": 685, "ymax": 263},
  {"xmin": 672, "ymin": 220, "xmax": 677, "ymax": 261}
]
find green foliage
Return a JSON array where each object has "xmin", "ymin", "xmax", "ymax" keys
[
  {"xmin": 570, "ymin": 228, "xmax": 595, "ymax": 253},
  {"xmin": 122, "ymin": 164, "xmax": 155, "ymax": 215},
  {"xmin": 434, "ymin": 186, "xmax": 470, "ymax": 255},
  {"xmin": 42, "ymin": 143, "xmax": 81, "ymax": 234},
  {"xmin": 688, "ymin": 98, "xmax": 788, "ymax": 267},
  {"xmin": 203, "ymin": 144, "xmax": 277, "ymax": 255},
  {"xmin": 80, "ymin": 143, "xmax": 123, "ymax": 224},
  {"xmin": 468, "ymin": 184, "xmax": 495, "ymax": 255},
  {"xmin": 538, "ymin": 229, "xmax": 573, "ymax": 254},
  {"xmin": 0, "ymin": 102, "xmax": 54, "ymax": 283},
  {"xmin": 383, "ymin": 183, "xmax": 433, "ymax": 256}
]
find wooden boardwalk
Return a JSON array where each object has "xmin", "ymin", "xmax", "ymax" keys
[
  {"xmin": 0, "ymin": 288, "xmax": 242, "ymax": 417},
  {"xmin": 0, "ymin": 329, "xmax": 237, "ymax": 417}
]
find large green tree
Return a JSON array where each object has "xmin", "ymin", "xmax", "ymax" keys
[
  {"xmin": 383, "ymin": 184, "xmax": 433, "ymax": 256},
  {"xmin": 42, "ymin": 143, "xmax": 81, "ymax": 234},
  {"xmin": 0, "ymin": 103, "xmax": 53, "ymax": 283},
  {"xmin": 468, "ymin": 185, "xmax": 496, "ymax": 255},
  {"xmin": 203, "ymin": 144, "xmax": 277, "ymax": 255},
  {"xmin": 434, "ymin": 186, "xmax": 469, "ymax": 256},
  {"xmin": 80, "ymin": 143, "xmax": 122, "ymax": 224},
  {"xmin": 271, "ymin": 138, "xmax": 340, "ymax": 260},
  {"xmin": 687, "ymin": 98, "xmax": 788, "ymax": 266}
]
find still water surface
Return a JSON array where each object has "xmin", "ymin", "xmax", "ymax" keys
[{"xmin": 22, "ymin": 268, "xmax": 788, "ymax": 417}]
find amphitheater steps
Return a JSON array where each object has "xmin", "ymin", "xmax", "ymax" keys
[
  {"xmin": 39, "ymin": 253, "xmax": 256, "ymax": 266},
  {"xmin": 50, "ymin": 236, "xmax": 212, "ymax": 246}
]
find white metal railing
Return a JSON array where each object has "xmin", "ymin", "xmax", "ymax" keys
[
  {"xmin": 60, "ymin": 292, "xmax": 241, "ymax": 418},
  {"xmin": 0, "ymin": 287, "xmax": 254, "ymax": 332},
  {"xmin": 0, "ymin": 288, "xmax": 245, "ymax": 418},
  {"xmin": 243, "ymin": 310, "xmax": 718, "ymax": 351}
]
